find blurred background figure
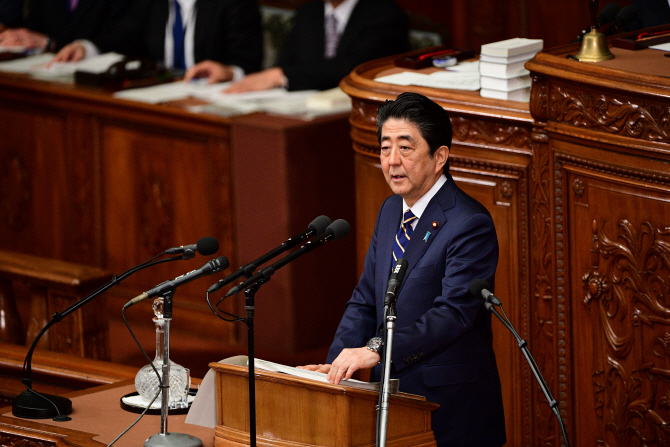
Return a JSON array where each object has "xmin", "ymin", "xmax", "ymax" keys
[
  {"xmin": 52, "ymin": 0, "xmax": 263, "ymax": 81},
  {"xmin": 185, "ymin": 0, "xmax": 409, "ymax": 91},
  {"xmin": 0, "ymin": 0, "xmax": 129, "ymax": 52},
  {"xmin": 0, "ymin": 0, "xmax": 23, "ymax": 32}
]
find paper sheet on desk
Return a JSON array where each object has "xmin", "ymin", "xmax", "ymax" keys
[
  {"xmin": 376, "ymin": 65, "xmax": 481, "ymax": 91},
  {"xmin": 649, "ymin": 42, "xmax": 670, "ymax": 52},
  {"xmin": 0, "ymin": 53, "xmax": 54, "ymax": 73}
]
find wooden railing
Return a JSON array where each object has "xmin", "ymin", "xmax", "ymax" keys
[{"xmin": 0, "ymin": 250, "xmax": 111, "ymax": 360}]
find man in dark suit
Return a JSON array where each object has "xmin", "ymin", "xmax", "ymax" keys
[
  {"xmin": 184, "ymin": 0, "xmax": 409, "ymax": 91},
  {"xmin": 0, "ymin": 0, "xmax": 129, "ymax": 52},
  {"xmin": 300, "ymin": 92, "xmax": 506, "ymax": 447},
  {"xmin": 52, "ymin": 0, "xmax": 263, "ymax": 80}
]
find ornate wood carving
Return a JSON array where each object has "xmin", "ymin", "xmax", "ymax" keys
[
  {"xmin": 451, "ymin": 117, "xmax": 531, "ymax": 150},
  {"xmin": 582, "ymin": 218, "xmax": 670, "ymax": 445},
  {"xmin": 0, "ymin": 433, "xmax": 55, "ymax": 447},
  {"xmin": 548, "ymin": 83, "xmax": 670, "ymax": 143},
  {"xmin": 530, "ymin": 125, "xmax": 558, "ymax": 445},
  {"xmin": 530, "ymin": 75, "xmax": 549, "ymax": 123},
  {"xmin": 571, "ymin": 178, "xmax": 584, "ymax": 198},
  {"xmin": 0, "ymin": 153, "xmax": 32, "ymax": 233}
]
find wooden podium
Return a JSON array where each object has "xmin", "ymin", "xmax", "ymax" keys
[{"xmin": 210, "ymin": 362, "xmax": 439, "ymax": 447}]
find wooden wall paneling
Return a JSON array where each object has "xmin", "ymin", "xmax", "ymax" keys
[
  {"xmin": 555, "ymin": 137, "xmax": 670, "ymax": 446},
  {"xmin": 230, "ymin": 113, "xmax": 357, "ymax": 357},
  {"xmin": 0, "ymin": 106, "xmax": 69, "ymax": 260}
]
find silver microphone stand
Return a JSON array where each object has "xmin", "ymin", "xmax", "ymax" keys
[
  {"xmin": 145, "ymin": 290, "xmax": 202, "ymax": 447},
  {"xmin": 376, "ymin": 301, "xmax": 396, "ymax": 447}
]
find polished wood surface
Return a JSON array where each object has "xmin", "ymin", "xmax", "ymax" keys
[
  {"xmin": 211, "ymin": 362, "xmax": 438, "ymax": 447},
  {"xmin": 341, "ymin": 55, "xmax": 533, "ymax": 447},
  {"xmin": 0, "ymin": 71, "xmax": 356, "ymax": 367},
  {"xmin": 0, "ymin": 250, "xmax": 111, "ymax": 359}
]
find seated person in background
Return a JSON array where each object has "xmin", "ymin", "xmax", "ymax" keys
[
  {"xmin": 184, "ymin": 0, "xmax": 409, "ymax": 91},
  {"xmin": 0, "ymin": 0, "xmax": 129, "ymax": 52},
  {"xmin": 53, "ymin": 0, "xmax": 263, "ymax": 80},
  {"xmin": 0, "ymin": 0, "xmax": 23, "ymax": 33},
  {"xmin": 631, "ymin": 0, "xmax": 670, "ymax": 29}
]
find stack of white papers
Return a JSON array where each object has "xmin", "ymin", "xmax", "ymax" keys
[
  {"xmin": 0, "ymin": 52, "xmax": 125, "ymax": 82},
  {"xmin": 375, "ymin": 61, "xmax": 481, "ymax": 91},
  {"xmin": 479, "ymin": 38, "xmax": 543, "ymax": 102}
]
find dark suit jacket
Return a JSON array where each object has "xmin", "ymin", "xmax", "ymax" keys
[
  {"xmin": 95, "ymin": 0, "xmax": 262, "ymax": 74},
  {"xmin": 25, "ymin": 0, "xmax": 130, "ymax": 51},
  {"xmin": 278, "ymin": 0, "xmax": 409, "ymax": 91},
  {"xmin": 327, "ymin": 175, "xmax": 506, "ymax": 447},
  {"xmin": 632, "ymin": 0, "xmax": 670, "ymax": 29},
  {"xmin": 0, "ymin": 0, "xmax": 23, "ymax": 28}
]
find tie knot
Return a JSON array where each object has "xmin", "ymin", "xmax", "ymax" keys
[{"xmin": 403, "ymin": 209, "xmax": 416, "ymax": 225}]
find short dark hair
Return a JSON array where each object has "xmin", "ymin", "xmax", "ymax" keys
[{"xmin": 376, "ymin": 92, "xmax": 452, "ymax": 173}]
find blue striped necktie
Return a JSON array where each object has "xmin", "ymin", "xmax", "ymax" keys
[
  {"xmin": 393, "ymin": 209, "xmax": 417, "ymax": 264},
  {"xmin": 173, "ymin": 1, "xmax": 186, "ymax": 70}
]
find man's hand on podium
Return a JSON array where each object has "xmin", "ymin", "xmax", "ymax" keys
[{"xmin": 299, "ymin": 347, "xmax": 380, "ymax": 385}]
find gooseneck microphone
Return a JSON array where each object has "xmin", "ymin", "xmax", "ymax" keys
[
  {"xmin": 225, "ymin": 219, "xmax": 350, "ymax": 297},
  {"xmin": 125, "ymin": 256, "xmax": 229, "ymax": 308},
  {"xmin": 468, "ymin": 279, "xmax": 502, "ymax": 307},
  {"xmin": 208, "ymin": 215, "xmax": 332, "ymax": 293},
  {"xmin": 385, "ymin": 258, "xmax": 408, "ymax": 306},
  {"xmin": 604, "ymin": 5, "xmax": 639, "ymax": 36},
  {"xmin": 165, "ymin": 236, "xmax": 220, "ymax": 259}
]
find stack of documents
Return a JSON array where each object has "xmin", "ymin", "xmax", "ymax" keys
[
  {"xmin": 374, "ymin": 61, "xmax": 481, "ymax": 91},
  {"xmin": 479, "ymin": 38, "xmax": 543, "ymax": 102}
]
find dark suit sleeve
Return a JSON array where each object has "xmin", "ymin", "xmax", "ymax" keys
[
  {"xmin": 0, "ymin": 0, "xmax": 23, "ymax": 28},
  {"xmin": 278, "ymin": 0, "xmax": 409, "ymax": 91},
  {"xmin": 390, "ymin": 212, "xmax": 498, "ymax": 373}
]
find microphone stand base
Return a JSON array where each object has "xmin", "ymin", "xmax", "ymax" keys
[
  {"xmin": 145, "ymin": 432, "xmax": 203, "ymax": 447},
  {"xmin": 12, "ymin": 390, "xmax": 72, "ymax": 419}
]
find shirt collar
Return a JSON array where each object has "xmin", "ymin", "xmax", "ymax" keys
[
  {"xmin": 402, "ymin": 174, "xmax": 447, "ymax": 225},
  {"xmin": 324, "ymin": 0, "xmax": 359, "ymax": 35}
]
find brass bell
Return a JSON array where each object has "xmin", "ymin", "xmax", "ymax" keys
[{"xmin": 576, "ymin": 28, "xmax": 614, "ymax": 62}]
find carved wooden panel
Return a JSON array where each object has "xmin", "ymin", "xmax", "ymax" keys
[
  {"xmin": 0, "ymin": 107, "xmax": 69, "ymax": 260},
  {"xmin": 99, "ymin": 123, "xmax": 234, "ymax": 307},
  {"xmin": 562, "ymin": 152, "xmax": 670, "ymax": 446}
]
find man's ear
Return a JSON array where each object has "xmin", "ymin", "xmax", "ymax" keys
[{"xmin": 434, "ymin": 145, "xmax": 449, "ymax": 173}]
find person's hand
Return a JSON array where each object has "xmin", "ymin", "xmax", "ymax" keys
[
  {"xmin": 223, "ymin": 67, "xmax": 286, "ymax": 93},
  {"xmin": 184, "ymin": 60, "xmax": 233, "ymax": 84},
  {"xmin": 51, "ymin": 42, "xmax": 86, "ymax": 63},
  {"xmin": 0, "ymin": 28, "xmax": 47, "ymax": 49},
  {"xmin": 326, "ymin": 347, "xmax": 380, "ymax": 385},
  {"xmin": 296, "ymin": 364, "xmax": 332, "ymax": 374}
]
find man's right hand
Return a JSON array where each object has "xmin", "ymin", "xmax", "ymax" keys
[
  {"xmin": 0, "ymin": 28, "xmax": 47, "ymax": 49},
  {"xmin": 52, "ymin": 42, "xmax": 86, "ymax": 63},
  {"xmin": 184, "ymin": 60, "xmax": 233, "ymax": 84},
  {"xmin": 296, "ymin": 364, "xmax": 332, "ymax": 374}
]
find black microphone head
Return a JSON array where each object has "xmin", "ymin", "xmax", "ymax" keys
[
  {"xmin": 196, "ymin": 237, "xmax": 219, "ymax": 255},
  {"xmin": 469, "ymin": 279, "xmax": 491, "ymax": 300},
  {"xmin": 613, "ymin": 4, "xmax": 638, "ymax": 27},
  {"xmin": 206, "ymin": 256, "xmax": 229, "ymax": 274},
  {"xmin": 597, "ymin": 3, "xmax": 620, "ymax": 27},
  {"xmin": 327, "ymin": 219, "xmax": 350, "ymax": 241},
  {"xmin": 308, "ymin": 215, "xmax": 332, "ymax": 235},
  {"xmin": 393, "ymin": 258, "xmax": 409, "ymax": 282}
]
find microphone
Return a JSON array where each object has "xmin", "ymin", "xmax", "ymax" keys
[
  {"xmin": 165, "ymin": 236, "xmax": 220, "ymax": 259},
  {"xmin": 573, "ymin": 2, "xmax": 620, "ymax": 42},
  {"xmin": 469, "ymin": 279, "xmax": 502, "ymax": 307},
  {"xmin": 125, "ymin": 256, "xmax": 229, "ymax": 308},
  {"xmin": 225, "ymin": 219, "xmax": 349, "ymax": 297},
  {"xmin": 207, "ymin": 215, "xmax": 332, "ymax": 293},
  {"xmin": 603, "ymin": 5, "xmax": 639, "ymax": 36},
  {"xmin": 384, "ymin": 258, "xmax": 408, "ymax": 306}
]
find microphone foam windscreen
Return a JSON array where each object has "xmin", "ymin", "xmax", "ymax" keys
[
  {"xmin": 196, "ymin": 236, "xmax": 220, "ymax": 255},
  {"xmin": 469, "ymin": 279, "xmax": 491, "ymax": 300},
  {"xmin": 616, "ymin": 4, "xmax": 638, "ymax": 25},
  {"xmin": 598, "ymin": 3, "xmax": 620, "ymax": 26},
  {"xmin": 309, "ymin": 215, "xmax": 332, "ymax": 235},
  {"xmin": 328, "ymin": 219, "xmax": 350, "ymax": 240}
]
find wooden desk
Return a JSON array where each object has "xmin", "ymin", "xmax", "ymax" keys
[{"xmin": 0, "ymin": 72, "xmax": 356, "ymax": 362}]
